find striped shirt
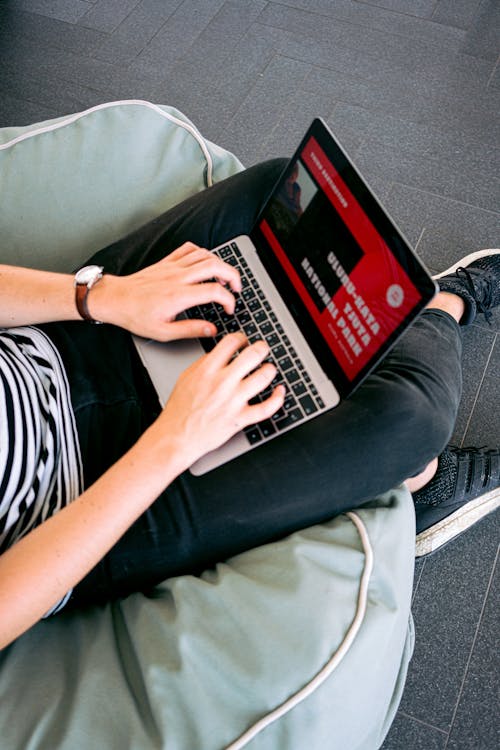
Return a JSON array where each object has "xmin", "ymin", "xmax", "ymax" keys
[{"xmin": 0, "ymin": 326, "xmax": 83, "ymax": 615}]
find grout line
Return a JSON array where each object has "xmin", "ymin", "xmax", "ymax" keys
[
  {"xmin": 413, "ymin": 226, "xmax": 426, "ymax": 256},
  {"xmin": 461, "ymin": 332, "xmax": 497, "ymax": 447},
  {"xmin": 273, "ymin": 0, "xmax": 464, "ymax": 38},
  {"xmin": 411, "ymin": 556, "xmax": 426, "ymax": 606},
  {"xmin": 486, "ymin": 54, "xmax": 500, "ymax": 88},
  {"xmin": 354, "ymin": 0, "xmax": 439, "ymax": 22},
  {"xmin": 396, "ymin": 710, "xmax": 448, "ymax": 736},
  {"xmin": 443, "ymin": 543, "xmax": 500, "ymax": 748},
  {"xmin": 387, "ymin": 181, "xmax": 500, "ymax": 216}
]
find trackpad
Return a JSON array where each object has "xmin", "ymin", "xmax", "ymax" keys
[{"xmin": 132, "ymin": 336, "xmax": 203, "ymax": 407}]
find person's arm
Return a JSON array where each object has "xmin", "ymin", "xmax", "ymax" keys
[
  {"xmin": 0, "ymin": 333, "xmax": 285, "ymax": 649},
  {"xmin": 0, "ymin": 242, "xmax": 242, "ymax": 340}
]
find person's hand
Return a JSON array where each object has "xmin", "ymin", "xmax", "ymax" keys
[
  {"xmin": 150, "ymin": 333, "xmax": 286, "ymax": 473},
  {"xmin": 91, "ymin": 242, "xmax": 242, "ymax": 341}
]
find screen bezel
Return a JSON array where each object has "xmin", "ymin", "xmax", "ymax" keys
[{"xmin": 250, "ymin": 118, "xmax": 438, "ymax": 398}]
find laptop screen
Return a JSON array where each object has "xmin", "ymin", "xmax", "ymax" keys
[{"xmin": 251, "ymin": 118, "xmax": 437, "ymax": 397}]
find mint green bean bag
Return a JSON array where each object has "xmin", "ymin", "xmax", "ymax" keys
[{"xmin": 0, "ymin": 102, "xmax": 415, "ymax": 750}]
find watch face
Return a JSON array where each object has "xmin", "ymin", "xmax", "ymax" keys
[{"xmin": 76, "ymin": 265, "xmax": 103, "ymax": 285}]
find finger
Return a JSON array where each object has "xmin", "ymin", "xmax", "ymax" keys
[
  {"xmin": 207, "ymin": 331, "xmax": 248, "ymax": 369},
  {"xmin": 239, "ymin": 361, "xmax": 278, "ymax": 402},
  {"xmin": 184, "ymin": 256, "xmax": 241, "ymax": 292},
  {"xmin": 241, "ymin": 384, "xmax": 286, "ymax": 424},
  {"xmin": 184, "ymin": 281, "xmax": 238, "ymax": 313},
  {"xmin": 157, "ymin": 318, "xmax": 217, "ymax": 341},
  {"xmin": 167, "ymin": 242, "xmax": 205, "ymax": 261},
  {"xmin": 225, "ymin": 339, "xmax": 270, "ymax": 381}
]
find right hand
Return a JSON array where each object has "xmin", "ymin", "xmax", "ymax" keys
[{"xmin": 155, "ymin": 332, "xmax": 285, "ymax": 471}]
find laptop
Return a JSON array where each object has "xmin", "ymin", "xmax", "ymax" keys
[{"xmin": 133, "ymin": 118, "xmax": 437, "ymax": 475}]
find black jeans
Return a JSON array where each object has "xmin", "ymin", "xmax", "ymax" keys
[{"xmin": 41, "ymin": 160, "xmax": 463, "ymax": 607}]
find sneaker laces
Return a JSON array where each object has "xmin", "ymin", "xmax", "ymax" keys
[{"xmin": 456, "ymin": 267, "xmax": 493, "ymax": 323}]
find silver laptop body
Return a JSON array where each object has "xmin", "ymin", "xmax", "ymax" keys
[{"xmin": 132, "ymin": 118, "xmax": 436, "ymax": 475}]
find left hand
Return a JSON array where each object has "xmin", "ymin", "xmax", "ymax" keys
[{"xmin": 90, "ymin": 242, "xmax": 242, "ymax": 341}]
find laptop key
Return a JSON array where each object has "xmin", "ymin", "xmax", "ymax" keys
[
  {"xmin": 292, "ymin": 381, "xmax": 307, "ymax": 396},
  {"xmin": 299, "ymin": 394, "xmax": 318, "ymax": 415},
  {"xmin": 285, "ymin": 368, "xmax": 300, "ymax": 384},
  {"xmin": 275, "ymin": 408, "xmax": 303, "ymax": 430},
  {"xmin": 259, "ymin": 420, "xmax": 276, "ymax": 438},
  {"xmin": 266, "ymin": 332, "xmax": 280, "ymax": 348},
  {"xmin": 248, "ymin": 298, "xmax": 262, "ymax": 312},
  {"xmin": 242, "ymin": 288, "xmax": 255, "ymax": 301},
  {"xmin": 200, "ymin": 338, "xmax": 216, "ymax": 353},
  {"xmin": 278, "ymin": 356, "xmax": 293, "ymax": 371},
  {"xmin": 244, "ymin": 321, "xmax": 258, "ymax": 336},
  {"xmin": 237, "ymin": 310, "xmax": 251, "ymax": 325}
]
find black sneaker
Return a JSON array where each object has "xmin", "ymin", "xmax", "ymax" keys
[
  {"xmin": 413, "ymin": 445, "xmax": 500, "ymax": 557},
  {"xmin": 434, "ymin": 249, "xmax": 500, "ymax": 325}
]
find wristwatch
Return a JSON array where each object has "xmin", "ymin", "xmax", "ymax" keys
[{"xmin": 74, "ymin": 265, "xmax": 104, "ymax": 323}]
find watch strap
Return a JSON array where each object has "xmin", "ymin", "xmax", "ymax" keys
[
  {"xmin": 75, "ymin": 282, "xmax": 94, "ymax": 322},
  {"xmin": 74, "ymin": 268, "xmax": 104, "ymax": 323}
]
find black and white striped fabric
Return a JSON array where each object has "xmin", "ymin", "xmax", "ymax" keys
[{"xmin": 0, "ymin": 326, "xmax": 83, "ymax": 615}]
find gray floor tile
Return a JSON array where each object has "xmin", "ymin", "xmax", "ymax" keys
[
  {"xmin": 214, "ymin": 27, "xmax": 279, "ymax": 103},
  {"xmin": 0, "ymin": 93, "xmax": 58, "ymax": 128},
  {"xmin": 78, "ymin": 0, "xmax": 142, "ymax": 33},
  {"xmin": 13, "ymin": 0, "xmax": 93, "ymax": 24},
  {"xmin": 412, "ymin": 558, "xmax": 426, "ymax": 604},
  {"xmin": 451, "ymin": 326, "xmax": 497, "ymax": 446},
  {"xmin": 399, "ymin": 511, "xmax": 499, "ymax": 731},
  {"xmin": 135, "ymin": 0, "xmax": 226, "ymax": 65},
  {"xmin": 266, "ymin": 0, "xmax": 466, "ymax": 45},
  {"xmin": 446, "ymin": 554, "xmax": 500, "ymax": 749},
  {"xmin": 0, "ymin": 70, "xmax": 110, "ymax": 122},
  {"xmin": 488, "ymin": 60, "xmax": 500, "ymax": 89},
  {"xmin": 460, "ymin": 0, "xmax": 500, "ymax": 60},
  {"xmin": 381, "ymin": 186, "xmax": 500, "ymax": 272},
  {"xmin": 381, "ymin": 711, "xmax": 447, "ymax": 749},
  {"xmin": 250, "ymin": 20, "xmax": 398, "ymax": 81},
  {"xmin": 323, "ymin": 101, "xmax": 499, "ymax": 180},
  {"xmin": 432, "ymin": 0, "xmax": 483, "ymax": 31},
  {"xmin": 360, "ymin": 0, "xmax": 437, "ymax": 18},
  {"xmin": 260, "ymin": 87, "xmax": 335, "ymax": 159},
  {"xmin": 463, "ymin": 335, "xmax": 500, "ymax": 446},
  {"xmin": 0, "ymin": 6, "xmax": 106, "ymax": 56},
  {"xmin": 220, "ymin": 55, "xmax": 312, "ymax": 165},
  {"xmin": 292, "ymin": 48, "xmax": 498, "ymax": 146},
  {"xmin": 354, "ymin": 139, "xmax": 499, "ymax": 214}
]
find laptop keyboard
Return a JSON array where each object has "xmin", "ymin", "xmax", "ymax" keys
[{"xmin": 181, "ymin": 241, "xmax": 325, "ymax": 444}]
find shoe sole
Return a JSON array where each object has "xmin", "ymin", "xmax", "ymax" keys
[
  {"xmin": 433, "ymin": 248, "xmax": 500, "ymax": 279},
  {"xmin": 415, "ymin": 486, "xmax": 500, "ymax": 557}
]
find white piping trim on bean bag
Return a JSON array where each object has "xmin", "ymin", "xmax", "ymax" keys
[
  {"xmin": 225, "ymin": 510, "xmax": 374, "ymax": 749},
  {"xmin": 0, "ymin": 99, "xmax": 215, "ymax": 187}
]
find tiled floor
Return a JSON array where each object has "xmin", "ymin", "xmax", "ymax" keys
[{"xmin": 0, "ymin": 1, "xmax": 498, "ymax": 747}]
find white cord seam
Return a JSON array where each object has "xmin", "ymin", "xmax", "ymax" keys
[
  {"xmin": 0, "ymin": 99, "xmax": 214, "ymax": 187},
  {"xmin": 224, "ymin": 510, "xmax": 374, "ymax": 750}
]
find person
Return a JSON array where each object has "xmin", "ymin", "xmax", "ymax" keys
[{"xmin": 0, "ymin": 160, "xmax": 498, "ymax": 650}]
